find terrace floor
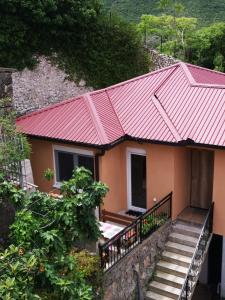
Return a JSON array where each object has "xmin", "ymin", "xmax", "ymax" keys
[{"xmin": 177, "ymin": 207, "xmax": 208, "ymax": 226}]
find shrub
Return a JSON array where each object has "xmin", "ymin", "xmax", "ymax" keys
[{"xmin": 0, "ymin": 167, "xmax": 108, "ymax": 299}]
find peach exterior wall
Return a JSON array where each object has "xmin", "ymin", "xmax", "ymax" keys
[
  {"xmin": 212, "ymin": 150, "xmax": 225, "ymax": 236},
  {"xmin": 173, "ymin": 147, "xmax": 191, "ymax": 219},
  {"xmin": 28, "ymin": 138, "xmax": 97, "ymax": 192},
  {"xmin": 28, "ymin": 138, "xmax": 225, "ymax": 234},
  {"xmin": 99, "ymin": 141, "xmax": 190, "ymax": 219}
]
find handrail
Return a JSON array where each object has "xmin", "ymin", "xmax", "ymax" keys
[
  {"xmin": 99, "ymin": 192, "xmax": 172, "ymax": 271},
  {"xmin": 178, "ymin": 202, "xmax": 214, "ymax": 300},
  {"xmin": 101, "ymin": 192, "xmax": 172, "ymax": 249}
]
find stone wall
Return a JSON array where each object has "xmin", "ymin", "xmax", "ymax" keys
[
  {"xmin": 12, "ymin": 57, "xmax": 91, "ymax": 115},
  {"xmin": 0, "ymin": 68, "xmax": 14, "ymax": 99},
  {"xmin": 10, "ymin": 51, "xmax": 178, "ymax": 116},
  {"xmin": 103, "ymin": 221, "xmax": 172, "ymax": 300},
  {"xmin": 149, "ymin": 49, "xmax": 179, "ymax": 71}
]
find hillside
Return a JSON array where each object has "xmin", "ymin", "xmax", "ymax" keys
[{"xmin": 103, "ymin": 0, "xmax": 225, "ymax": 25}]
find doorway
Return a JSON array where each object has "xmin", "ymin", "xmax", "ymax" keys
[
  {"xmin": 127, "ymin": 148, "xmax": 147, "ymax": 212},
  {"xmin": 190, "ymin": 149, "xmax": 214, "ymax": 209}
]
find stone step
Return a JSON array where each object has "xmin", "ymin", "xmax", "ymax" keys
[
  {"xmin": 162, "ymin": 251, "xmax": 191, "ymax": 268},
  {"xmin": 148, "ymin": 281, "xmax": 180, "ymax": 299},
  {"xmin": 169, "ymin": 232, "xmax": 198, "ymax": 247},
  {"xmin": 145, "ymin": 290, "xmax": 174, "ymax": 300},
  {"xmin": 157, "ymin": 260, "xmax": 188, "ymax": 278},
  {"xmin": 154, "ymin": 270, "xmax": 185, "ymax": 289},
  {"xmin": 165, "ymin": 241, "xmax": 195, "ymax": 257},
  {"xmin": 173, "ymin": 222, "xmax": 201, "ymax": 238}
]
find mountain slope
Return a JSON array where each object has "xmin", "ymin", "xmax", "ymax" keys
[{"xmin": 103, "ymin": 0, "xmax": 225, "ymax": 24}]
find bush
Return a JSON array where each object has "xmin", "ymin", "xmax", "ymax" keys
[{"xmin": 0, "ymin": 167, "xmax": 108, "ymax": 299}]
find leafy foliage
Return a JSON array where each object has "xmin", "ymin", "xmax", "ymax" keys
[
  {"xmin": 0, "ymin": 0, "xmax": 149, "ymax": 89},
  {"xmin": 0, "ymin": 111, "xmax": 30, "ymax": 178},
  {"xmin": 104, "ymin": 0, "xmax": 225, "ymax": 25},
  {"xmin": 138, "ymin": 14, "xmax": 197, "ymax": 58},
  {"xmin": 186, "ymin": 22, "xmax": 225, "ymax": 71},
  {"xmin": 0, "ymin": 168, "xmax": 108, "ymax": 299}
]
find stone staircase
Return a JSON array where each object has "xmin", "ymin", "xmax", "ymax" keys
[{"xmin": 145, "ymin": 221, "xmax": 202, "ymax": 300}]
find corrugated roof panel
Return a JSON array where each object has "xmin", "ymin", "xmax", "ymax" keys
[
  {"xmin": 91, "ymin": 91, "xmax": 124, "ymax": 143},
  {"xmin": 17, "ymin": 63, "xmax": 225, "ymax": 148},
  {"xmin": 17, "ymin": 97, "xmax": 102, "ymax": 145},
  {"xmin": 187, "ymin": 64, "xmax": 225, "ymax": 85}
]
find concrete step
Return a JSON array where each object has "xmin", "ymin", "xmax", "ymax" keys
[
  {"xmin": 173, "ymin": 222, "xmax": 201, "ymax": 238},
  {"xmin": 169, "ymin": 232, "xmax": 198, "ymax": 248},
  {"xmin": 162, "ymin": 251, "xmax": 191, "ymax": 268},
  {"xmin": 165, "ymin": 241, "xmax": 195, "ymax": 257},
  {"xmin": 157, "ymin": 260, "xmax": 188, "ymax": 278},
  {"xmin": 154, "ymin": 270, "xmax": 185, "ymax": 289},
  {"xmin": 148, "ymin": 281, "xmax": 180, "ymax": 299},
  {"xmin": 145, "ymin": 290, "xmax": 174, "ymax": 300}
]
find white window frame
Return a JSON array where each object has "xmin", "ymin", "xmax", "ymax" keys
[
  {"xmin": 126, "ymin": 147, "xmax": 147, "ymax": 213},
  {"xmin": 52, "ymin": 145, "xmax": 94, "ymax": 188}
]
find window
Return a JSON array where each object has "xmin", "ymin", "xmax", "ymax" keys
[{"xmin": 54, "ymin": 146, "xmax": 94, "ymax": 183}]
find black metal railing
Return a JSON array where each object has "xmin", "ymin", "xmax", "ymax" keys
[
  {"xmin": 99, "ymin": 192, "xmax": 172, "ymax": 271},
  {"xmin": 179, "ymin": 202, "xmax": 214, "ymax": 300}
]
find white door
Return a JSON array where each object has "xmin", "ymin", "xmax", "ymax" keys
[{"xmin": 127, "ymin": 148, "xmax": 147, "ymax": 212}]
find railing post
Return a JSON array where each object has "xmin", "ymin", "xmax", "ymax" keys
[
  {"xmin": 139, "ymin": 218, "xmax": 143, "ymax": 243},
  {"xmin": 169, "ymin": 192, "xmax": 172, "ymax": 219},
  {"xmin": 185, "ymin": 276, "xmax": 189, "ymax": 300},
  {"xmin": 98, "ymin": 244, "xmax": 104, "ymax": 269}
]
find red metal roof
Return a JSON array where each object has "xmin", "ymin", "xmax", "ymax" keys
[{"xmin": 16, "ymin": 63, "xmax": 225, "ymax": 148}]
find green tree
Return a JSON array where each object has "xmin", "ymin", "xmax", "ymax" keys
[
  {"xmin": 138, "ymin": 14, "xmax": 197, "ymax": 57},
  {"xmin": 187, "ymin": 22, "xmax": 225, "ymax": 71},
  {"xmin": 158, "ymin": 0, "xmax": 185, "ymax": 16},
  {"xmin": 0, "ymin": 0, "xmax": 149, "ymax": 89}
]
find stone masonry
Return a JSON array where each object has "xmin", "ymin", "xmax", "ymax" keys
[
  {"xmin": 9, "ymin": 51, "xmax": 177, "ymax": 116},
  {"xmin": 103, "ymin": 221, "xmax": 172, "ymax": 300},
  {"xmin": 149, "ymin": 49, "xmax": 179, "ymax": 71},
  {"xmin": 0, "ymin": 68, "xmax": 14, "ymax": 99},
  {"xmin": 12, "ymin": 56, "xmax": 91, "ymax": 115}
]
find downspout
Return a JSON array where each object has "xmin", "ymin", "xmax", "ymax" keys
[{"xmin": 94, "ymin": 149, "xmax": 105, "ymax": 220}]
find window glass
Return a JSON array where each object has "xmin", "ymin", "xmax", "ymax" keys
[
  {"xmin": 78, "ymin": 155, "xmax": 94, "ymax": 176},
  {"xmin": 56, "ymin": 151, "xmax": 74, "ymax": 181},
  {"xmin": 55, "ymin": 150, "xmax": 94, "ymax": 182}
]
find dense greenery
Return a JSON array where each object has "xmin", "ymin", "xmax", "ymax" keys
[
  {"xmin": 0, "ymin": 0, "xmax": 149, "ymax": 89},
  {"xmin": 0, "ymin": 110, "xmax": 108, "ymax": 299},
  {"xmin": 104, "ymin": 0, "xmax": 225, "ymax": 25},
  {"xmin": 0, "ymin": 109, "xmax": 30, "ymax": 173},
  {"xmin": 186, "ymin": 22, "xmax": 225, "ymax": 71},
  {"xmin": 0, "ymin": 168, "xmax": 108, "ymax": 299}
]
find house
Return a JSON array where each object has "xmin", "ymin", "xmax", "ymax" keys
[{"xmin": 16, "ymin": 62, "xmax": 225, "ymax": 298}]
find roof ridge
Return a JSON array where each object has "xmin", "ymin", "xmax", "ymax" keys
[
  {"xmin": 180, "ymin": 62, "xmax": 225, "ymax": 89},
  {"xmin": 83, "ymin": 93, "xmax": 109, "ymax": 144},
  {"xmin": 179, "ymin": 62, "xmax": 196, "ymax": 85},
  {"xmin": 153, "ymin": 64, "xmax": 180, "ymax": 95},
  {"xmin": 90, "ymin": 63, "xmax": 180, "ymax": 96},
  {"xmin": 105, "ymin": 89, "xmax": 125, "ymax": 135},
  {"xmin": 151, "ymin": 95, "xmax": 182, "ymax": 142},
  {"xmin": 185, "ymin": 62, "xmax": 225, "ymax": 76}
]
